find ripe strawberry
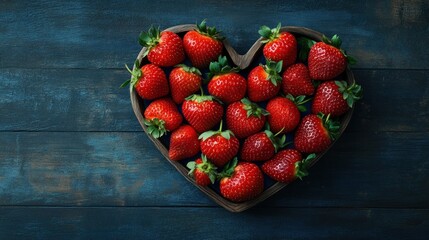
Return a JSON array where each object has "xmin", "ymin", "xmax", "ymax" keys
[
  {"xmin": 139, "ymin": 27, "xmax": 185, "ymax": 67},
  {"xmin": 226, "ymin": 98, "xmax": 268, "ymax": 139},
  {"xmin": 207, "ymin": 56, "xmax": 246, "ymax": 104},
  {"xmin": 169, "ymin": 64, "xmax": 202, "ymax": 104},
  {"xmin": 122, "ymin": 61, "xmax": 169, "ymax": 100},
  {"xmin": 240, "ymin": 130, "xmax": 286, "ymax": 162},
  {"xmin": 187, "ymin": 155, "xmax": 217, "ymax": 186},
  {"xmin": 247, "ymin": 59, "xmax": 283, "ymax": 102},
  {"xmin": 259, "ymin": 23, "xmax": 297, "ymax": 69},
  {"xmin": 266, "ymin": 95, "xmax": 310, "ymax": 134},
  {"xmin": 282, "ymin": 63, "xmax": 315, "ymax": 96},
  {"xmin": 183, "ymin": 20, "xmax": 223, "ymax": 69},
  {"xmin": 307, "ymin": 35, "xmax": 356, "ymax": 80},
  {"xmin": 219, "ymin": 158, "xmax": 264, "ymax": 202},
  {"xmin": 169, "ymin": 125, "xmax": 200, "ymax": 161},
  {"xmin": 144, "ymin": 98, "xmax": 183, "ymax": 138},
  {"xmin": 199, "ymin": 121, "xmax": 239, "ymax": 167},
  {"xmin": 312, "ymin": 80, "xmax": 363, "ymax": 117},
  {"xmin": 262, "ymin": 149, "xmax": 316, "ymax": 183},
  {"xmin": 294, "ymin": 113, "xmax": 339, "ymax": 153},
  {"xmin": 182, "ymin": 93, "xmax": 223, "ymax": 133}
]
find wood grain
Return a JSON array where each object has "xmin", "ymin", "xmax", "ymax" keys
[
  {"xmin": 0, "ymin": 207, "xmax": 428, "ymax": 240},
  {"xmin": 1, "ymin": 131, "xmax": 428, "ymax": 208},
  {"xmin": 0, "ymin": 1, "xmax": 428, "ymax": 69},
  {"xmin": 1, "ymin": 69, "xmax": 427, "ymax": 132}
]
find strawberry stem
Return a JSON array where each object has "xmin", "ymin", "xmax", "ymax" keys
[{"xmin": 295, "ymin": 153, "xmax": 316, "ymax": 180}]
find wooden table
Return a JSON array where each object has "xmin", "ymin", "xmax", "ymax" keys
[{"xmin": 1, "ymin": 1, "xmax": 428, "ymax": 239}]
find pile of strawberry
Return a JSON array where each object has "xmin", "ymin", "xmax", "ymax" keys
[{"xmin": 123, "ymin": 21, "xmax": 362, "ymax": 203}]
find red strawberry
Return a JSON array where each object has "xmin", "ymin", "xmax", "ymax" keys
[
  {"xmin": 262, "ymin": 149, "xmax": 316, "ymax": 183},
  {"xmin": 169, "ymin": 125, "xmax": 200, "ymax": 161},
  {"xmin": 247, "ymin": 59, "xmax": 283, "ymax": 102},
  {"xmin": 169, "ymin": 64, "xmax": 202, "ymax": 104},
  {"xmin": 183, "ymin": 20, "xmax": 223, "ymax": 69},
  {"xmin": 143, "ymin": 98, "xmax": 183, "ymax": 138},
  {"xmin": 219, "ymin": 158, "xmax": 264, "ymax": 202},
  {"xmin": 199, "ymin": 121, "xmax": 239, "ymax": 167},
  {"xmin": 312, "ymin": 80, "xmax": 362, "ymax": 117},
  {"xmin": 307, "ymin": 35, "xmax": 355, "ymax": 80},
  {"xmin": 139, "ymin": 27, "xmax": 185, "ymax": 67},
  {"xmin": 259, "ymin": 23, "xmax": 297, "ymax": 69},
  {"xmin": 240, "ymin": 130, "xmax": 286, "ymax": 162},
  {"xmin": 294, "ymin": 113, "xmax": 339, "ymax": 153},
  {"xmin": 226, "ymin": 98, "xmax": 268, "ymax": 139},
  {"xmin": 182, "ymin": 93, "xmax": 223, "ymax": 133},
  {"xmin": 266, "ymin": 95, "xmax": 310, "ymax": 134},
  {"xmin": 207, "ymin": 56, "xmax": 246, "ymax": 104},
  {"xmin": 122, "ymin": 61, "xmax": 169, "ymax": 100},
  {"xmin": 282, "ymin": 63, "xmax": 315, "ymax": 96},
  {"xmin": 187, "ymin": 155, "xmax": 217, "ymax": 186}
]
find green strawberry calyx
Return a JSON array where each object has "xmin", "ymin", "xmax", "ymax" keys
[
  {"xmin": 241, "ymin": 98, "xmax": 269, "ymax": 118},
  {"xmin": 121, "ymin": 60, "xmax": 142, "ymax": 88},
  {"xmin": 258, "ymin": 22, "xmax": 282, "ymax": 43},
  {"xmin": 322, "ymin": 34, "xmax": 357, "ymax": 65},
  {"xmin": 185, "ymin": 88, "xmax": 222, "ymax": 104},
  {"xmin": 218, "ymin": 157, "xmax": 238, "ymax": 179},
  {"xmin": 139, "ymin": 26, "xmax": 162, "ymax": 57},
  {"xmin": 207, "ymin": 55, "xmax": 240, "ymax": 80},
  {"xmin": 295, "ymin": 153, "xmax": 316, "ymax": 180},
  {"xmin": 195, "ymin": 19, "xmax": 224, "ymax": 40},
  {"xmin": 176, "ymin": 64, "xmax": 202, "ymax": 76},
  {"xmin": 144, "ymin": 118, "xmax": 167, "ymax": 139},
  {"xmin": 335, "ymin": 80, "xmax": 363, "ymax": 108},
  {"xmin": 286, "ymin": 94, "xmax": 312, "ymax": 112},
  {"xmin": 187, "ymin": 155, "xmax": 218, "ymax": 184},
  {"xmin": 262, "ymin": 59, "xmax": 283, "ymax": 86},
  {"xmin": 265, "ymin": 129, "xmax": 288, "ymax": 152},
  {"xmin": 198, "ymin": 120, "xmax": 235, "ymax": 141},
  {"xmin": 317, "ymin": 113, "xmax": 340, "ymax": 141}
]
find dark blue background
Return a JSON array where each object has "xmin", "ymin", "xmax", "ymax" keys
[{"xmin": 1, "ymin": 0, "xmax": 428, "ymax": 239}]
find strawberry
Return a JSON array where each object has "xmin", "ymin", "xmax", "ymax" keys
[
  {"xmin": 207, "ymin": 56, "xmax": 246, "ymax": 104},
  {"xmin": 139, "ymin": 27, "xmax": 185, "ymax": 67},
  {"xmin": 169, "ymin": 125, "xmax": 200, "ymax": 161},
  {"xmin": 122, "ymin": 61, "xmax": 169, "ymax": 100},
  {"xmin": 144, "ymin": 98, "xmax": 183, "ymax": 138},
  {"xmin": 182, "ymin": 93, "xmax": 223, "ymax": 133},
  {"xmin": 183, "ymin": 20, "xmax": 224, "ymax": 69},
  {"xmin": 169, "ymin": 64, "xmax": 202, "ymax": 104},
  {"xmin": 282, "ymin": 63, "xmax": 315, "ymax": 96},
  {"xmin": 266, "ymin": 95, "xmax": 310, "ymax": 134},
  {"xmin": 312, "ymin": 80, "xmax": 363, "ymax": 117},
  {"xmin": 199, "ymin": 121, "xmax": 239, "ymax": 167},
  {"xmin": 240, "ymin": 130, "xmax": 286, "ymax": 162},
  {"xmin": 186, "ymin": 155, "xmax": 217, "ymax": 186},
  {"xmin": 262, "ymin": 149, "xmax": 316, "ymax": 183},
  {"xmin": 247, "ymin": 59, "xmax": 283, "ymax": 102},
  {"xmin": 259, "ymin": 23, "xmax": 297, "ymax": 69},
  {"xmin": 226, "ymin": 98, "xmax": 268, "ymax": 139},
  {"xmin": 307, "ymin": 35, "xmax": 356, "ymax": 80},
  {"xmin": 219, "ymin": 158, "xmax": 264, "ymax": 202},
  {"xmin": 294, "ymin": 113, "xmax": 339, "ymax": 153}
]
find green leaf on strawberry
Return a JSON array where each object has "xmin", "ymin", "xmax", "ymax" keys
[
  {"xmin": 144, "ymin": 118, "xmax": 167, "ymax": 139},
  {"xmin": 241, "ymin": 98, "xmax": 269, "ymax": 118},
  {"xmin": 335, "ymin": 80, "xmax": 363, "ymax": 108},
  {"xmin": 295, "ymin": 153, "xmax": 316, "ymax": 180},
  {"xmin": 262, "ymin": 59, "xmax": 283, "ymax": 86}
]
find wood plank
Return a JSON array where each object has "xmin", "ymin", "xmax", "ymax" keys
[
  {"xmin": 0, "ymin": 207, "xmax": 427, "ymax": 239},
  {"xmin": 0, "ymin": 1, "xmax": 428, "ymax": 69},
  {"xmin": 0, "ymin": 131, "xmax": 428, "ymax": 208},
  {"xmin": 1, "ymin": 69, "xmax": 428, "ymax": 132}
]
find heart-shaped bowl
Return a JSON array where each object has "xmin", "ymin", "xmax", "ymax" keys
[{"xmin": 129, "ymin": 25, "xmax": 355, "ymax": 212}]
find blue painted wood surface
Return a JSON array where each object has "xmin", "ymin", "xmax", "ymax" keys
[{"xmin": 0, "ymin": 0, "xmax": 428, "ymax": 239}]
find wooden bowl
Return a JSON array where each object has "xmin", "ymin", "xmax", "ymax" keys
[{"xmin": 129, "ymin": 25, "xmax": 355, "ymax": 212}]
